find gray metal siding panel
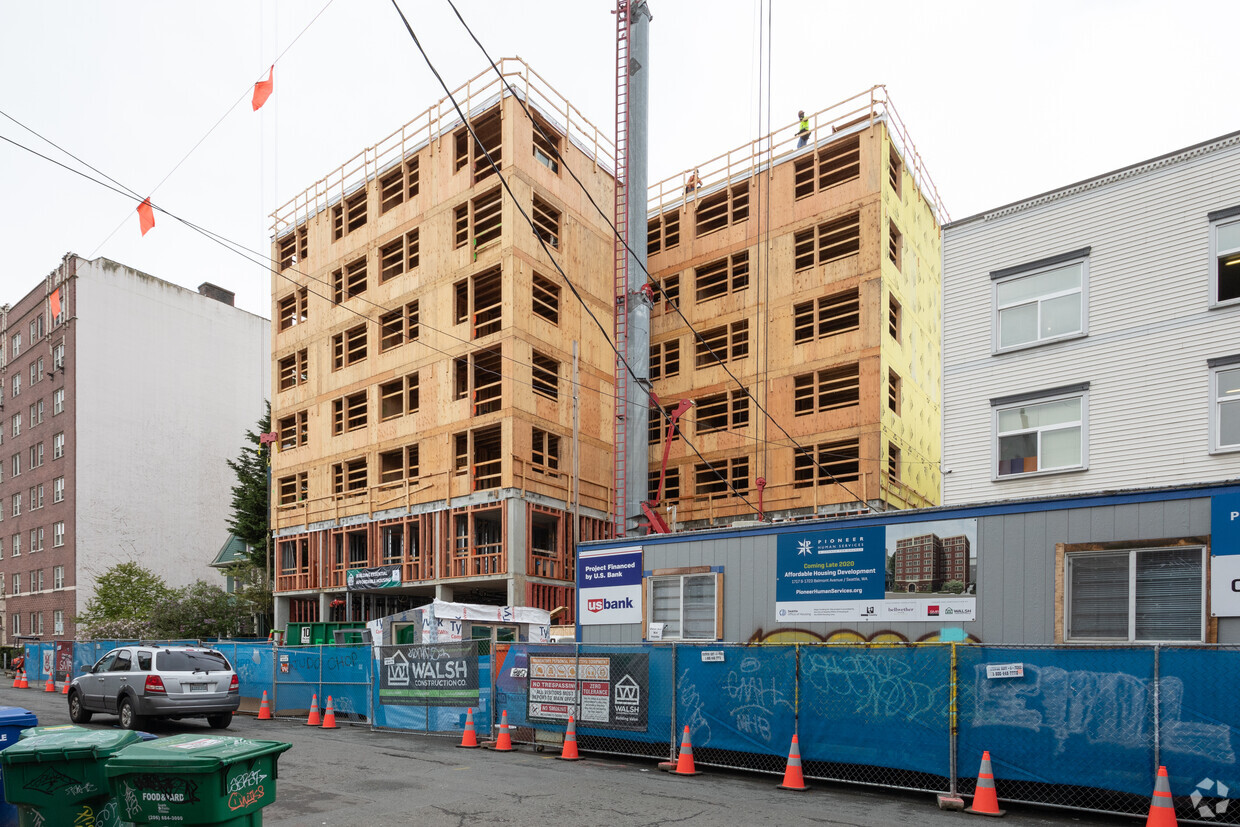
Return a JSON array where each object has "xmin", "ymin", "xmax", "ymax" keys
[
  {"xmin": 1138, "ymin": 501, "xmax": 1165, "ymax": 540},
  {"xmin": 1114, "ymin": 503, "xmax": 1141, "ymax": 540},
  {"xmin": 1021, "ymin": 512, "xmax": 1051, "ymax": 643}
]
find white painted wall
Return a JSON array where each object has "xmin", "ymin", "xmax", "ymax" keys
[
  {"xmin": 942, "ymin": 135, "xmax": 1240, "ymax": 505},
  {"xmin": 74, "ymin": 259, "xmax": 269, "ymax": 613}
]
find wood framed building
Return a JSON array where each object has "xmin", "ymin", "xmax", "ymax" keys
[
  {"xmin": 644, "ymin": 88, "xmax": 947, "ymax": 529},
  {"xmin": 269, "ymin": 60, "xmax": 616, "ymax": 628}
]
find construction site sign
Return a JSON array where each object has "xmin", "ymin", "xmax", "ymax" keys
[
  {"xmin": 527, "ymin": 653, "xmax": 649, "ymax": 731},
  {"xmin": 378, "ymin": 643, "xmax": 479, "ymax": 707}
]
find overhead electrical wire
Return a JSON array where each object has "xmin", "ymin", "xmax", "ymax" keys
[
  {"xmin": 440, "ymin": 0, "xmax": 912, "ymax": 508},
  {"xmin": 386, "ymin": 0, "xmax": 758, "ymax": 514}
]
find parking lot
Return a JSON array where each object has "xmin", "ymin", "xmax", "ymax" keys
[{"xmin": 0, "ymin": 685, "xmax": 1137, "ymax": 826}]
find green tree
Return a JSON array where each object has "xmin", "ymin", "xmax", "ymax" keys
[
  {"xmin": 75, "ymin": 562, "xmax": 171, "ymax": 639},
  {"xmin": 150, "ymin": 581, "xmax": 253, "ymax": 640},
  {"xmin": 226, "ymin": 403, "xmax": 271, "ymax": 570},
  {"xmin": 941, "ymin": 580, "xmax": 966, "ymax": 595},
  {"xmin": 226, "ymin": 404, "xmax": 272, "ymax": 632}
]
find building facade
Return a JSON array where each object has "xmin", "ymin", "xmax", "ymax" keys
[
  {"xmin": 942, "ymin": 131, "xmax": 1240, "ymax": 505},
  {"xmin": 0, "ymin": 254, "xmax": 269, "ymax": 642},
  {"xmin": 269, "ymin": 61, "xmax": 616, "ymax": 629},
  {"xmin": 645, "ymin": 88, "xmax": 946, "ymax": 530}
]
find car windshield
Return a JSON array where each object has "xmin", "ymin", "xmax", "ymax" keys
[{"xmin": 155, "ymin": 651, "xmax": 231, "ymax": 672}]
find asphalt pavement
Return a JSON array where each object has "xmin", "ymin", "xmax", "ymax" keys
[{"xmin": 0, "ymin": 685, "xmax": 1138, "ymax": 826}]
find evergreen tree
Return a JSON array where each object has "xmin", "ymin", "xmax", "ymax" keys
[{"xmin": 226, "ymin": 403, "xmax": 271, "ymax": 569}]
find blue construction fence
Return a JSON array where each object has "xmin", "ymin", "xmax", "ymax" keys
[{"xmin": 20, "ymin": 641, "xmax": 1238, "ymax": 824}]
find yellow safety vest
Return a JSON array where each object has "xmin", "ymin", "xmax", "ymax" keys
[{"xmin": 799, "ymin": 118, "xmax": 809, "ymax": 134}]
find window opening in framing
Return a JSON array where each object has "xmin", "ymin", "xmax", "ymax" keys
[
  {"xmin": 332, "ymin": 391, "xmax": 368, "ymax": 434},
  {"xmin": 456, "ymin": 188, "xmax": 503, "ymax": 251},
  {"xmin": 380, "ymin": 372, "xmax": 419, "ymax": 421},
  {"xmin": 472, "ymin": 425, "xmax": 502, "ymax": 491},
  {"xmin": 379, "ymin": 229, "xmax": 419, "ymax": 284},
  {"xmin": 278, "ymin": 349, "xmax": 308, "ymax": 391},
  {"xmin": 453, "ymin": 433, "xmax": 468, "ymax": 475},
  {"xmin": 889, "ymin": 145, "xmax": 903, "ymax": 198},
  {"xmin": 380, "ymin": 301, "xmax": 420, "ymax": 351},
  {"xmin": 332, "ymin": 324, "xmax": 367, "ymax": 369},
  {"xmin": 794, "ymin": 212, "xmax": 861, "ymax": 271},
  {"xmin": 695, "ymin": 456, "xmax": 748, "ymax": 499},
  {"xmin": 332, "ymin": 256, "xmax": 367, "ymax": 304},
  {"xmin": 793, "ymin": 364, "xmax": 860, "ymax": 415},
  {"xmin": 794, "ymin": 290, "xmax": 860, "ymax": 344},
  {"xmin": 649, "ymin": 467, "xmax": 681, "ymax": 502},
  {"xmin": 695, "ymin": 183, "xmax": 749, "ymax": 237},
  {"xmin": 650, "ymin": 339, "xmax": 680, "ymax": 380},
  {"xmin": 532, "ymin": 351, "xmax": 560, "ymax": 401},
  {"xmin": 333, "ymin": 457, "xmax": 368, "ymax": 494},
  {"xmin": 649, "ymin": 403, "xmax": 681, "ymax": 445},
  {"xmin": 794, "ymin": 439, "xmax": 860, "ymax": 488},
  {"xmin": 278, "ymin": 472, "xmax": 308, "ymax": 505},
  {"xmin": 379, "ymin": 444, "xmax": 420, "ymax": 484},
  {"xmin": 888, "ymin": 442, "xmax": 901, "ymax": 482},
  {"xmin": 472, "ymin": 347, "xmax": 502, "ymax": 415},
  {"xmin": 890, "ymin": 296, "xmax": 901, "ymax": 341},
  {"xmin": 889, "ymin": 370, "xmax": 901, "ymax": 414},
  {"xmin": 695, "ymin": 320, "xmax": 749, "ymax": 368},
  {"xmin": 531, "ymin": 428, "xmax": 561, "ymax": 476},
  {"xmin": 889, "ymin": 221, "xmax": 902, "ymax": 270},
  {"xmin": 380, "ymin": 158, "xmax": 420, "ymax": 214},
  {"xmin": 694, "ymin": 252, "xmax": 750, "ymax": 303},
  {"xmin": 277, "ymin": 410, "xmax": 308, "ymax": 450},
  {"xmin": 472, "ymin": 267, "xmax": 503, "ymax": 338},
  {"xmin": 648, "ymin": 209, "xmax": 681, "ymax": 256},
  {"xmin": 277, "ymin": 232, "xmax": 297, "ymax": 270},
  {"xmin": 794, "ymin": 135, "xmax": 861, "ymax": 199},
  {"xmin": 531, "ymin": 116, "xmax": 561, "ymax": 174},
  {"xmin": 532, "ymin": 194, "xmax": 561, "ymax": 249},
  {"xmin": 532, "ymin": 273, "xmax": 560, "ymax": 324},
  {"xmin": 277, "ymin": 288, "xmax": 308, "ymax": 331}
]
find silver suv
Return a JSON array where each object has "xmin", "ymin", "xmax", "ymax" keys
[{"xmin": 67, "ymin": 645, "xmax": 240, "ymax": 730}]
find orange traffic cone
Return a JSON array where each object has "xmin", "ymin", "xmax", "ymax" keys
[
  {"xmin": 61, "ymin": 681, "xmax": 69, "ymax": 695},
  {"xmin": 305, "ymin": 694, "xmax": 321, "ymax": 726},
  {"xmin": 777, "ymin": 733, "xmax": 808, "ymax": 791},
  {"xmin": 44, "ymin": 676, "xmax": 55, "ymax": 693},
  {"xmin": 15, "ymin": 670, "xmax": 27, "ymax": 689},
  {"xmin": 557, "ymin": 715, "xmax": 580, "ymax": 761},
  {"xmin": 965, "ymin": 750, "xmax": 1005, "ymax": 817},
  {"xmin": 457, "ymin": 708, "xmax": 480, "ymax": 748},
  {"xmin": 321, "ymin": 696, "xmax": 338, "ymax": 729},
  {"xmin": 668, "ymin": 726, "xmax": 700, "ymax": 776},
  {"xmin": 9, "ymin": 671, "xmax": 17, "ymax": 689},
  {"xmin": 1145, "ymin": 766, "xmax": 1177, "ymax": 827},
  {"xmin": 493, "ymin": 710, "xmax": 514, "ymax": 751},
  {"xmin": 257, "ymin": 691, "xmax": 272, "ymax": 720}
]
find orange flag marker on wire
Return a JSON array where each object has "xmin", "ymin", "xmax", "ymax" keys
[
  {"xmin": 136, "ymin": 197, "xmax": 155, "ymax": 236},
  {"xmin": 252, "ymin": 65, "xmax": 274, "ymax": 111}
]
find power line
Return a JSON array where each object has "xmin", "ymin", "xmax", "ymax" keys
[
  {"xmin": 388, "ymin": 0, "xmax": 757, "ymax": 516},
  {"xmin": 440, "ymin": 0, "xmax": 890, "ymax": 508}
]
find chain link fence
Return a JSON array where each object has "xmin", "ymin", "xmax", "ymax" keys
[{"xmin": 24, "ymin": 640, "xmax": 1240, "ymax": 824}]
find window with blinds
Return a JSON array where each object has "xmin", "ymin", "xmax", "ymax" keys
[
  {"xmin": 1067, "ymin": 547, "xmax": 1204, "ymax": 641},
  {"xmin": 648, "ymin": 573, "xmax": 718, "ymax": 640}
]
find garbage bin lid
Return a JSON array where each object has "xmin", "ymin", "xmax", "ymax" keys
[
  {"xmin": 20, "ymin": 724, "xmax": 84, "ymax": 740},
  {"xmin": 105, "ymin": 734, "xmax": 292, "ymax": 775},
  {"xmin": 0, "ymin": 707, "xmax": 38, "ymax": 729},
  {"xmin": 1, "ymin": 728, "xmax": 141, "ymax": 764}
]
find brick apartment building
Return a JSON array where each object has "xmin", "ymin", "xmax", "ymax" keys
[{"xmin": 0, "ymin": 254, "xmax": 268, "ymax": 642}]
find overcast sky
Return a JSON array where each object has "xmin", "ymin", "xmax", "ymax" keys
[{"xmin": 1, "ymin": 0, "xmax": 1235, "ymax": 318}]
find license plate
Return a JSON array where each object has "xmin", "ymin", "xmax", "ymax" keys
[{"xmin": 188, "ymin": 683, "xmax": 208, "ymax": 692}]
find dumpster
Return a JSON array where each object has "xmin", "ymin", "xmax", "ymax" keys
[
  {"xmin": 0, "ymin": 727, "xmax": 140, "ymax": 827},
  {"xmin": 0, "ymin": 708, "xmax": 37, "ymax": 827},
  {"xmin": 106, "ymin": 734, "xmax": 291, "ymax": 826},
  {"xmin": 21, "ymin": 724, "xmax": 156, "ymax": 743}
]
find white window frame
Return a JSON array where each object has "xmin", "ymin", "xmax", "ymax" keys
[
  {"xmin": 1210, "ymin": 360, "xmax": 1240, "ymax": 454},
  {"xmin": 53, "ymin": 565, "xmax": 63, "ymax": 589},
  {"xmin": 1065, "ymin": 547, "xmax": 1206, "ymax": 643},
  {"xmin": 53, "ymin": 522, "xmax": 64, "ymax": 548},
  {"xmin": 53, "ymin": 477, "xmax": 64, "ymax": 503},
  {"xmin": 53, "ymin": 388, "xmax": 64, "ymax": 415},
  {"xmin": 53, "ymin": 610, "xmax": 63, "ymax": 636},
  {"xmin": 645, "ymin": 571, "xmax": 721, "ymax": 641},
  {"xmin": 992, "ymin": 387, "xmax": 1088, "ymax": 480},
  {"xmin": 12, "ymin": 573, "xmax": 19, "ymax": 595},
  {"xmin": 991, "ymin": 254, "xmax": 1088, "ymax": 354},
  {"xmin": 52, "ymin": 432, "xmax": 64, "ymax": 459},
  {"xmin": 1210, "ymin": 212, "xmax": 1240, "ymax": 308},
  {"xmin": 11, "ymin": 615, "xmax": 17, "ymax": 636}
]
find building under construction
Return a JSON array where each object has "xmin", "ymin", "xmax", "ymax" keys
[
  {"xmin": 644, "ymin": 88, "xmax": 946, "ymax": 530},
  {"xmin": 267, "ymin": 56, "xmax": 948, "ymax": 627},
  {"xmin": 269, "ymin": 61, "xmax": 617, "ymax": 628}
]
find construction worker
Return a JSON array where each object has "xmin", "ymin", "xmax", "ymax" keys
[
  {"xmin": 685, "ymin": 168, "xmax": 702, "ymax": 195},
  {"xmin": 797, "ymin": 110, "xmax": 810, "ymax": 149}
]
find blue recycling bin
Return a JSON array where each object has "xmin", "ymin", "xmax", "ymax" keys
[{"xmin": 0, "ymin": 707, "xmax": 37, "ymax": 827}]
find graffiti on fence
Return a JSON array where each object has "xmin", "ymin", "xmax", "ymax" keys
[
  {"xmin": 802, "ymin": 650, "xmax": 947, "ymax": 722},
  {"xmin": 677, "ymin": 669, "xmax": 713, "ymax": 746},
  {"xmin": 749, "ymin": 627, "xmax": 981, "ymax": 644},
  {"xmin": 971, "ymin": 664, "xmax": 1234, "ymax": 762},
  {"xmin": 719, "ymin": 656, "xmax": 794, "ymax": 744}
]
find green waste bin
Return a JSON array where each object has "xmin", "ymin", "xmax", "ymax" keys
[
  {"xmin": 0, "ymin": 727, "xmax": 142, "ymax": 827},
  {"xmin": 21, "ymin": 725, "xmax": 157, "ymax": 743},
  {"xmin": 106, "ymin": 734, "xmax": 291, "ymax": 826}
]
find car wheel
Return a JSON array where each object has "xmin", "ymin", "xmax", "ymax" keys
[
  {"xmin": 68, "ymin": 691, "xmax": 93, "ymax": 724},
  {"xmin": 207, "ymin": 712, "xmax": 232, "ymax": 730},
  {"xmin": 118, "ymin": 697, "xmax": 143, "ymax": 730}
]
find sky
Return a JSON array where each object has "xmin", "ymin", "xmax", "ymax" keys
[{"xmin": 1, "ymin": 0, "xmax": 1236, "ymax": 319}]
